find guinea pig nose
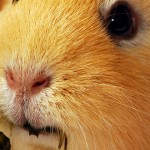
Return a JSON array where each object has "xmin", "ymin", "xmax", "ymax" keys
[{"xmin": 6, "ymin": 70, "xmax": 51, "ymax": 94}]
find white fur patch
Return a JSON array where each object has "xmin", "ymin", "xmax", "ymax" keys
[{"xmin": 100, "ymin": 0, "xmax": 118, "ymax": 13}]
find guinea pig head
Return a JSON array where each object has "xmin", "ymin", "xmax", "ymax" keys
[{"xmin": 0, "ymin": 0, "xmax": 150, "ymax": 149}]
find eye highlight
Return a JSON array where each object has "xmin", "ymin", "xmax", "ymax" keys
[{"xmin": 104, "ymin": 1, "xmax": 138, "ymax": 39}]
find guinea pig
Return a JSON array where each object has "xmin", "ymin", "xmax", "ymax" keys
[{"xmin": 0, "ymin": 0, "xmax": 150, "ymax": 149}]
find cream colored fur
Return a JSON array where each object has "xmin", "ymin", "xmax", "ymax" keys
[{"xmin": 0, "ymin": 0, "xmax": 150, "ymax": 150}]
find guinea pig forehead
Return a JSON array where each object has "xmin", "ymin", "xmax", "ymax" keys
[
  {"xmin": 19, "ymin": 1, "xmax": 103, "ymax": 44},
  {"xmin": 0, "ymin": 0, "xmax": 110, "ymax": 57}
]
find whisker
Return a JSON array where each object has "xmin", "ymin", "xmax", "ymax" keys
[
  {"xmin": 77, "ymin": 120, "xmax": 90, "ymax": 150},
  {"xmin": 106, "ymin": 95, "xmax": 150, "ymax": 116},
  {"xmin": 99, "ymin": 83, "xmax": 150, "ymax": 98}
]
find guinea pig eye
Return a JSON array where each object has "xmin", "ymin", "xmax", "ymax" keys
[{"xmin": 105, "ymin": 2, "xmax": 137, "ymax": 39}]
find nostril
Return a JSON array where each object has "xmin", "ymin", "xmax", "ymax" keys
[
  {"xmin": 6, "ymin": 70, "xmax": 16, "ymax": 89},
  {"xmin": 32, "ymin": 76, "xmax": 51, "ymax": 89},
  {"xmin": 6, "ymin": 70, "xmax": 14, "ymax": 81},
  {"xmin": 33, "ymin": 81, "xmax": 45, "ymax": 87}
]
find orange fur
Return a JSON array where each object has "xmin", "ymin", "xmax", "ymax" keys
[
  {"xmin": 0, "ymin": 0, "xmax": 150, "ymax": 149},
  {"xmin": 0, "ymin": 0, "xmax": 10, "ymax": 10}
]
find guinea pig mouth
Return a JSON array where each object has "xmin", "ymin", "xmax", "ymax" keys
[
  {"xmin": 23, "ymin": 122, "xmax": 59, "ymax": 137},
  {"xmin": 23, "ymin": 122, "xmax": 68, "ymax": 150}
]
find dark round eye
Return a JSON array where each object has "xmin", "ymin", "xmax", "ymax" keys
[{"xmin": 106, "ymin": 2, "xmax": 137, "ymax": 39}]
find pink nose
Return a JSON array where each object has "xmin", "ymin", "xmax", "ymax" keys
[{"xmin": 6, "ymin": 70, "xmax": 51, "ymax": 95}]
